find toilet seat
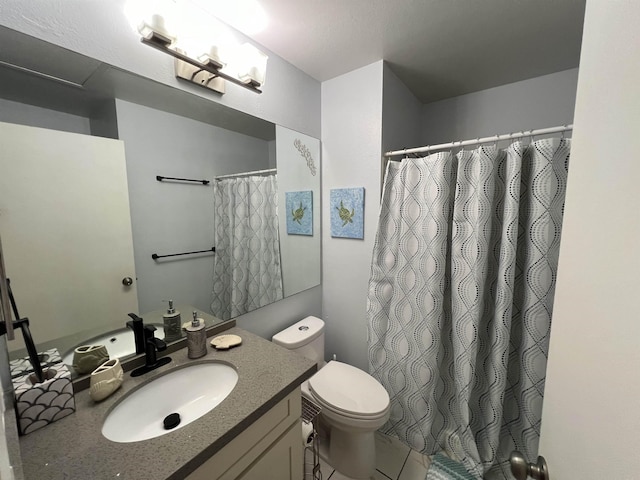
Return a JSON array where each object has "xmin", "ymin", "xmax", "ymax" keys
[{"xmin": 308, "ymin": 361, "xmax": 389, "ymax": 420}]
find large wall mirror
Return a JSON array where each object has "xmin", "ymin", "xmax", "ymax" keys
[{"xmin": 0, "ymin": 27, "xmax": 321, "ymax": 378}]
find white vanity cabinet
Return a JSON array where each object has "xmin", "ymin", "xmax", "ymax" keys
[{"xmin": 186, "ymin": 387, "xmax": 303, "ymax": 480}]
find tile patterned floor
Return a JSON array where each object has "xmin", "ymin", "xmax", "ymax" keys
[{"xmin": 312, "ymin": 432, "xmax": 432, "ymax": 480}]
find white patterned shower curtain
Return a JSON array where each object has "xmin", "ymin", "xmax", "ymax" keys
[
  {"xmin": 367, "ymin": 139, "xmax": 570, "ymax": 479},
  {"xmin": 210, "ymin": 175, "xmax": 283, "ymax": 321}
]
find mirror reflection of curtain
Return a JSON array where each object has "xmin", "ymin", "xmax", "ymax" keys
[{"xmin": 211, "ymin": 175, "xmax": 283, "ymax": 321}]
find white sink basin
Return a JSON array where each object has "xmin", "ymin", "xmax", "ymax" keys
[
  {"xmin": 62, "ymin": 324, "xmax": 166, "ymax": 367},
  {"xmin": 102, "ymin": 362, "xmax": 238, "ymax": 443}
]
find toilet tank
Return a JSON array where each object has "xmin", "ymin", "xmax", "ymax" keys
[{"xmin": 272, "ymin": 316, "xmax": 325, "ymax": 367}]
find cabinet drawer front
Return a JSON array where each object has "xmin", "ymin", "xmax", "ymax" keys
[
  {"xmin": 236, "ymin": 422, "xmax": 303, "ymax": 480},
  {"xmin": 187, "ymin": 387, "xmax": 302, "ymax": 480}
]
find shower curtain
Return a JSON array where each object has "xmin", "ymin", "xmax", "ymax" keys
[
  {"xmin": 367, "ymin": 138, "xmax": 570, "ymax": 479},
  {"xmin": 210, "ymin": 175, "xmax": 283, "ymax": 321}
]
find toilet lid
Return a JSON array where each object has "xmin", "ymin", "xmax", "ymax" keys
[{"xmin": 308, "ymin": 361, "xmax": 389, "ymax": 417}]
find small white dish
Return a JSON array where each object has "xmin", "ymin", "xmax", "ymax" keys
[{"xmin": 210, "ymin": 334, "xmax": 242, "ymax": 350}]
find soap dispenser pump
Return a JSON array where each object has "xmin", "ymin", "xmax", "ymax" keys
[
  {"xmin": 186, "ymin": 311, "xmax": 207, "ymax": 359},
  {"xmin": 163, "ymin": 300, "xmax": 182, "ymax": 342}
]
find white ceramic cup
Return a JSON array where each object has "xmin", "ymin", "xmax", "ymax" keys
[
  {"xmin": 89, "ymin": 358, "xmax": 124, "ymax": 402},
  {"xmin": 72, "ymin": 344, "xmax": 109, "ymax": 375}
]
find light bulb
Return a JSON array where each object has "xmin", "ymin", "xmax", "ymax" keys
[
  {"xmin": 124, "ymin": 0, "xmax": 181, "ymax": 45},
  {"xmin": 198, "ymin": 45, "xmax": 226, "ymax": 68},
  {"xmin": 235, "ymin": 43, "xmax": 268, "ymax": 86}
]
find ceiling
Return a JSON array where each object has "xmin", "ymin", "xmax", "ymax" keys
[
  {"xmin": 240, "ymin": 0, "xmax": 586, "ymax": 103},
  {"xmin": 0, "ymin": 1, "xmax": 587, "ymax": 120}
]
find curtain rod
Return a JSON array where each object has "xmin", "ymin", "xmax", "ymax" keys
[
  {"xmin": 384, "ymin": 124, "xmax": 573, "ymax": 158},
  {"xmin": 214, "ymin": 168, "xmax": 277, "ymax": 180}
]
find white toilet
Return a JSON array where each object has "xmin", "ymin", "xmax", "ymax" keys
[{"xmin": 272, "ymin": 316, "xmax": 390, "ymax": 479}]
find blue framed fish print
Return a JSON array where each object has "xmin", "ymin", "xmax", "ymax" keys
[
  {"xmin": 286, "ymin": 190, "xmax": 313, "ymax": 235},
  {"xmin": 330, "ymin": 187, "xmax": 364, "ymax": 239}
]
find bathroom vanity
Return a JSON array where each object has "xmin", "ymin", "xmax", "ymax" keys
[
  {"xmin": 17, "ymin": 326, "xmax": 316, "ymax": 480},
  {"xmin": 186, "ymin": 388, "xmax": 302, "ymax": 480}
]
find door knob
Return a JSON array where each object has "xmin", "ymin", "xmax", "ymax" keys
[
  {"xmin": 122, "ymin": 277, "xmax": 133, "ymax": 286},
  {"xmin": 510, "ymin": 451, "xmax": 549, "ymax": 480}
]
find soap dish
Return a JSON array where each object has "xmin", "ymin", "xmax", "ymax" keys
[{"xmin": 210, "ymin": 334, "xmax": 242, "ymax": 350}]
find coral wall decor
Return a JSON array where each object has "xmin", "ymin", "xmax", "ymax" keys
[{"xmin": 294, "ymin": 138, "xmax": 317, "ymax": 176}]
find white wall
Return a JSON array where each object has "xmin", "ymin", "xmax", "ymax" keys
[
  {"xmin": 90, "ymin": 100, "xmax": 119, "ymax": 139},
  {"xmin": 379, "ymin": 60, "xmax": 424, "ymax": 333},
  {"xmin": 382, "ymin": 63, "xmax": 423, "ymax": 171},
  {"xmin": 539, "ymin": 0, "xmax": 640, "ymax": 477},
  {"xmin": 0, "ymin": 98, "xmax": 90, "ymax": 134},
  {"xmin": 321, "ymin": 61, "xmax": 384, "ymax": 370},
  {"xmin": 114, "ymin": 99, "xmax": 270, "ymax": 315},
  {"xmin": 0, "ymin": 0, "xmax": 320, "ymax": 139},
  {"xmin": 421, "ymin": 68, "xmax": 579, "ymax": 144}
]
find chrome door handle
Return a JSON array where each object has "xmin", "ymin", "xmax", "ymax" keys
[
  {"xmin": 510, "ymin": 451, "xmax": 549, "ymax": 480},
  {"xmin": 122, "ymin": 277, "xmax": 133, "ymax": 286}
]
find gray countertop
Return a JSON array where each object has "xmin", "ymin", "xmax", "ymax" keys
[
  {"xmin": 2, "ymin": 398, "xmax": 23, "ymax": 480},
  {"xmin": 18, "ymin": 326, "xmax": 316, "ymax": 480}
]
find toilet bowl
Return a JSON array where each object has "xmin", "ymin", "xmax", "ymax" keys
[
  {"xmin": 272, "ymin": 317, "xmax": 390, "ymax": 479},
  {"xmin": 307, "ymin": 361, "xmax": 390, "ymax": 478}
]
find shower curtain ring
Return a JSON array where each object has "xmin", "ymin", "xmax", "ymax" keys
[{"xmin": 561, "ymin": 125, "xmax": 568, "ymax": 139}]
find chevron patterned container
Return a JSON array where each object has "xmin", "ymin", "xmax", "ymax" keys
[
  {"xmin": 9, "ymin": 348, "xmax": 63, "ymax": 378},
  {"xmin": 13, "ymin": 363, "xmax": 76, "ymax": 435}
]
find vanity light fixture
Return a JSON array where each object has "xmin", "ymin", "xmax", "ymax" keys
[
  {"xmin": 137, "ymin": 12, "xmax": 267, "ymax": 94},
  {"xmin": 234, "ymin": 43, "xmax": 268, "ymax": 87}
]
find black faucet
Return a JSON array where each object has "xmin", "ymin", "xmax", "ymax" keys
[
  {"xmin": 131, "ymin": 324, "xmax": 171, "ymax": 377},
  {"xmin": 126, "ymin": 313, "xmax": 146, "ymax": 354},
  {"xmin": 12, "ymin": 317, "xmax": 45, "ymax": 383},
  {"xmin": 143, "ymin": 324, "xmax": 166, "ymax": 365},
  {"xmin": 0, "ymin": 279, "xmax": 45, "ymax": 383}
]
